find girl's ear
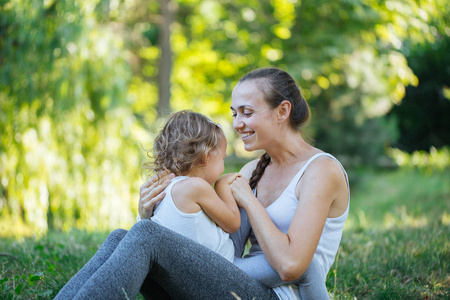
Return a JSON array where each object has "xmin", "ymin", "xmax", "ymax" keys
[
  {"xmin": 277, "ymin": 100, "xmax": 291, "ymax": 123},
  {"xmin": 201, "ymin": 152, "xmax": 210, "ymax": 166}
]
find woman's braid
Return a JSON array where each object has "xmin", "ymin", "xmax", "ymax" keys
[{"xmin": 249, "ymin": 152, "xmax": 271, "ymax": 190}]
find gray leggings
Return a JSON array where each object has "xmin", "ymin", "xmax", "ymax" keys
[{"xmin": 54, "ymin": 220, "xmax": 279, "ymax": 300}]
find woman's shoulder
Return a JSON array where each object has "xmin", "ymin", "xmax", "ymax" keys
[
  {"xmin": 239, "ymin": 158, "xmax": 259, "ymax": 178},
  {"xmin": 302, "ymin": 153, "xmax": 349, "ymax": 216},
  {"xmin": 304, "ymin": 153, "xmax": 345, "ymax": 179}
]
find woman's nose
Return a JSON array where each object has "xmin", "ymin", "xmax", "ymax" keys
[{"xmin": 233, "ymin": 117, "xmax": 244, "ymax": 131}]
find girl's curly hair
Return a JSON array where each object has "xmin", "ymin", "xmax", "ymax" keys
[{"xmin": 143, "ymin": 110, "xmax": 224, "ymax": 177}]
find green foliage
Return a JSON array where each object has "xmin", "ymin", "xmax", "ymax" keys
[
  {"xmin": 388, "ymin": 146, "xmax": 450, "ymax": 172},
  {"xmin": 0, "ymin": 0, "xmax": 146, "ymax": 234},
  {"xmin": 1, "ymin": 0, "xmax": 449, "ymax": 233},
  {"xmin": 388, "ymin": 36, "xmax": 450, "ymax": 152}
]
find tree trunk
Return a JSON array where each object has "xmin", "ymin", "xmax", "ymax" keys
[{"xmin": 157, "ymin": 0, "xmax": 173, "ymax": 117}]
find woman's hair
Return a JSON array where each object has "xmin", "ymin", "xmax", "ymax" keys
[
  {"xmin": 143, "ymin": 110, "xmax": 224, "ymax": 177},
  {"xmin": 239, "ymin": 67, "xmax": 310, "ymax": 190}
]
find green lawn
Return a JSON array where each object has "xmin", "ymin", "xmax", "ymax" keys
[
  {"xmin": 327, "ymin": 168, "xmax": 449, "ymax": 299},
  {"xmin": 1, "ymin": 167, "xmax": 448, "ymax": 299}
]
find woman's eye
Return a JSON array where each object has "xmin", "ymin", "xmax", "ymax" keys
[{"xmin": 243, "ymin": 112, "xmax": 252, "ymax": 116}]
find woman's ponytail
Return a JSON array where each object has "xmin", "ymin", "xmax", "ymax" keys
[{"xmin": 249, "ymin": 152, "xmax": 271, "ymax": 190}]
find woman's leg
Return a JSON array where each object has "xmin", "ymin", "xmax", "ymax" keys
[
  {"xmin": 139, "ymin": 273, "xmax": 173, "ymax": 300},
  {"xmin": 229, "ymin": 207, "xmax": 252, "ymax": 257},
  {"xmin": 297, "ymin": 256, "xmax": 329, "ymax": 300},
  {"xmin": 234, "ymin": 255, "xmax": 329, "ymax": 300},
  {"xmin": 54, "ymin": 229, "xmax": 128, "ymax": 299},
  {"xmin": 69, "ymin": 220, "xmax": 278, "ymax": 300}
]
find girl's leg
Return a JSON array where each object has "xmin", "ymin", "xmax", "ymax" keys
[
  {"xmin": 234, "ymin": 255, "xmax": 329, "ymax": 300},
  {"xmin": 54, "ymin": 229, "xmax": 128, "ymax": 299},
  {"xmin": 71, "ymin": 220, "xmax": 278, "ymax": 300}
]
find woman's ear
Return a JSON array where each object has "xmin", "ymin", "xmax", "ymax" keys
[{"xmin": 277, "ymin": 100, "xmax": 291, "ymax": 123}]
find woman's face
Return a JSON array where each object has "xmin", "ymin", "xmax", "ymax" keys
[{"xmin": 230, "ymin": 80, "xmax": 277, "ymax": 152}]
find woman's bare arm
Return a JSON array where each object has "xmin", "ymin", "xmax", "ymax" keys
[
  {"xmin": 138, "ymin": 172, "xmax": 175, "ymax": 220},
  {"xmin": 230, "ymin": 158, "xmax": 347, "ymax": 281}
]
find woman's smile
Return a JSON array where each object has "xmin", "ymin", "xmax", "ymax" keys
[{"xmin": 241, "ymin": 131, "xmax": 255, "ymax": 139}]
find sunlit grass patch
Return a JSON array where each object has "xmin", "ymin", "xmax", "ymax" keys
[
  {"xmin": 329, "ymin": 167, "xmax": 449, "ymax": 299},
  {"xmin": 345, "ymin": 167, "xmax": 450, "ymax": 231}
]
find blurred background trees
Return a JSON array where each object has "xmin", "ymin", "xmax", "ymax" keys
[{"xmin": 1, "ymin": 0, "xmax": 449, "ymax": 235}]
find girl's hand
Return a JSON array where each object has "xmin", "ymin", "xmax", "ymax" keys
[
  {"xmin": 229, "ymin": 175, "xmax": 256, "ymax": 208},
  {"xmin": 215, "ymin": 173, "xmax": 241, "ymax": 185},
  {"xmin": 139, "ymin": 171, "xmax": 175, "ymax": 220}
]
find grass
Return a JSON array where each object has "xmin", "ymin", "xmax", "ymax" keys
[
  {"xmin": 327, "ymin": 167, "xmax": 449, "ymax": 299},
  {"xmin": 0, "ymin": 230, "xmax": 110, "ymax": 299},
  {"xmin": 0, "ymin": 167, "xmax": 448, "ymax": 299}
]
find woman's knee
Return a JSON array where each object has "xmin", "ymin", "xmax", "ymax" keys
[
  {"xmin": 111, "ymin": 228, "xmax": 128, "ymax": 237},
  {"xmin": 130, "ymin": 219, "xmax": 156, "ymax": 234},
  {"xmin": 128, "ymin": 219, "xmax": 170, "ymax": 244},
  {"xmin": 130, "ymin": 220, "xmax": 195, "ymax": 251},
  {"xmin": 107, "ymin": 228, "xmax": 127, "ymax": 242},
  {"xmin": 103, "ymin": 228, "xmax": 128, "ymax": 245}
]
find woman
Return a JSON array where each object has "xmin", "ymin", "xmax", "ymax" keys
[{"xmin": 55, "ymin": 67, "xmax": 349, "ymax": 300}]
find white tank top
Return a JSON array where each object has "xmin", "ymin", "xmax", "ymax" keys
[
  {"xmin": 247, "ymin": 153, "xmax": 350, "ymax": 299},
  {"xmin": 151, "ymin": 176, "xmax": 235, "ymax": 262}
]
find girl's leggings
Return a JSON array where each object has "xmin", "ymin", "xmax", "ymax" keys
[{"xmin": 54, "ymin": 220, "xmax": 279, "ymax": 300}]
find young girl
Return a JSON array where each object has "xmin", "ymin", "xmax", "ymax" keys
[{"xmin": 143, "ymin": 110, "xmax": 240, "ymax": 262}]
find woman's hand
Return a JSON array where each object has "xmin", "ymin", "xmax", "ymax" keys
[
  {"xmin": 229, "ymin": 175, "xmax": 257, "ymax": 208},
  {"xmin": 139, "ymin": 171, "xmax": 175, "ymax": 220}
]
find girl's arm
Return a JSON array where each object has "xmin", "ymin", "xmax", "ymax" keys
[
  {"xmin": 230, "ymin": 158, "xmax": 348, "ymax": 281},
  {"xmin": 173, "ymin": 177, "xmax": 241, "ymax": 233}
]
